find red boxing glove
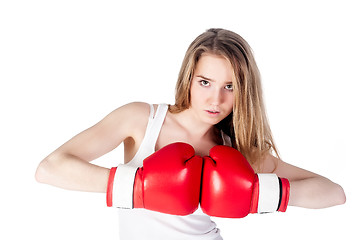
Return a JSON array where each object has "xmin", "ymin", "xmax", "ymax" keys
[
  {"xmin": 201, "ymin": 145, "xmax": 290, "ymax": 218},
  {"xmin": 107, "ymin": 142, "xmax": 203, "ymax": 216}
]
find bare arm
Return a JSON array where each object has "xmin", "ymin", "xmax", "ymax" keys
[
  {"xmin": 262, "ymin": 154, "xmax": 346, "ymax": 209},
  {"xmin": 35, "ymin": 102, "xmax": 149, "ymax": 193}
]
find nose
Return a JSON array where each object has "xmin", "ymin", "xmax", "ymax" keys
[{"xmin": 210, "ymin": 88, "xmax": 224, "ymax": 105}]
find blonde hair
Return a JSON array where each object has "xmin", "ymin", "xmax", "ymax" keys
[{"xmin": 169, "ymin": 28, "xmax": 279, "ymax": 171}]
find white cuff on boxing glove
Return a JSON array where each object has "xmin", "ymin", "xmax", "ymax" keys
[
  {"xmin": 257, "ymin": 173, "xmax": 280, "ymax": 213},
  {"xmin": 111, "ymin": 164, "xmax": 138, "ymax": 209}
]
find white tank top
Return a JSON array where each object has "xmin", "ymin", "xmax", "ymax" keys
[{"xmin": 118, "ymin": 103, "xmax": 231, "ymax": 240}]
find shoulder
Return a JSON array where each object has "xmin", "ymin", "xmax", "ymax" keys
[
  {"xmin": 115, "ymin": 101, "xmax": 150, "ymax": 114},
  {"xmin": 258, "ymin": 152, "xmax": 278, "ymax": 173},
  {"xmin": 102, "ymin": 102, "xmax": 152, "ymax": 136},
  {"xmin": 110, "ymin": 102, "xmax": 151, "ymax": 120}
]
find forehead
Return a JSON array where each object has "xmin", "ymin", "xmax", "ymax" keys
[{"xmin": 194, "ymin": 53, "xmax": 234, "ymax": 83}]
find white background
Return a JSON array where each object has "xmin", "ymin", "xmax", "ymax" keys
[{"xmin": 1, "ymin": 0, "xmax": 360, "ymax": 239}]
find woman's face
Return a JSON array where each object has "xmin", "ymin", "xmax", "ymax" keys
[{"xmin": 189, "ymin": 53, "xmax": 234, "ymax": 125}]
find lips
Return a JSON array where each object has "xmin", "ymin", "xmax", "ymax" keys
[{"xmin": 206, "ymin": 109, "xmax": 220, "ymax": 115}]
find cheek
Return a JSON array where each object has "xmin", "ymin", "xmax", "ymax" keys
[
  {"xmin": 190, "ymin": 90, "xmax": 202, "ymax": 106},
  {"xmin": 190, "ymin": 83, "xmax": 203, "ymax": 105}
]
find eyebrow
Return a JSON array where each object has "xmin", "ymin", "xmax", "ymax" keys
[
  {"xmin": 196, "ymin": 75, "xmax": 233, "ymax": 84},
  {"xmin": 196, "ymin": 74, "xmax": 214, "ymax": 81}
]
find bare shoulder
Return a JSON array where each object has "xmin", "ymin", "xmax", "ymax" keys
[
  {"xmin": 107, "ymin": 101, "xmax": 151, "ymax": 134},
  {"xmin": 112, "ymin": 102, "xmax": 150, "ymax": 118},
  {"xmin": 259, "ymin": 152, "xmax": 278, "ymax": 173}
]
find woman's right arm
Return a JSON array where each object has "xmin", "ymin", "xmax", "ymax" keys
[{"xmin": 35, "ymin": 102, "xmax": 148, "ymax": 193}]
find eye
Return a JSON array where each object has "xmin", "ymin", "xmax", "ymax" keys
[
  {"xmin": 225, "ymin": 84, "xmax": 233, "ymax": 91},
  {"xmin": 199, "ymin": 80, "xmax": 210, "ymax": 87}
]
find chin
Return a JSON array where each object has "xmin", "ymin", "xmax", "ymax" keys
[{"xmin": 203, "ymin": 116, "xmax": 225, "ymax": 126}]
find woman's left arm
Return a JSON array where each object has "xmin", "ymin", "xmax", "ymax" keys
[{"xmin": 263, "ymin": 154, "xmax": 346, "ymax": 209}]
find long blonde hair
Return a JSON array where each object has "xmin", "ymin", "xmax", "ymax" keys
[{"xmin": 169, "ymin": 28, "xmax": 279, "ymax": 171}]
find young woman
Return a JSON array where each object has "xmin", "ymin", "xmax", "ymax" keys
[{"xmin": 35, "ymin": 28, "xmax": 346, "ymax": 239}]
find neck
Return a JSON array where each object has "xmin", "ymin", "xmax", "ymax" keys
[{"xmin": 173, "ymin": 108, "xmax": 216, "ymax": 139}]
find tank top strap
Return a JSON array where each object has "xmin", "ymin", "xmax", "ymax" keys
[
  {"xmin": 126, "ymin": 103, "xmax": 168, "ymax": 167},
  {"xmin": 146, "ymin": 103, "xmax": 168, "ymax": 149}
]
